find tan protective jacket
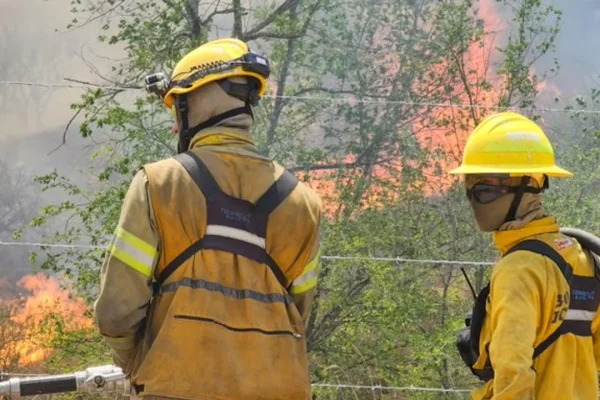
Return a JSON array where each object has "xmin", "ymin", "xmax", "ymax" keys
[
  {"xmin": 472, "ymin": 217, "xmax": 600, "ymax": 400},
  {"xmin": 94, "ymin": 127, "xmax": 323, "ymax": 400}
]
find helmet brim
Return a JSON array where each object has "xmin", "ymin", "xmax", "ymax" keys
[{"xmin": 449, "ymin": 164, "xmax": 573, "ymax": 178}]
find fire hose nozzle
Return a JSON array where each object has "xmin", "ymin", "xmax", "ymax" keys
[
  {"xmin": 0, "ymin": 365, "xmax": 130, "ymax": 398},
  {"xmin": 80, "ymin": 365, "xmax": 130, "ymax": 395}
]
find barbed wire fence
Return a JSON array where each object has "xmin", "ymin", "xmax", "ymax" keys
[
  {"xmin": 0, "ymin": 239, "xmax": 494, "ymax": 267},
  {"xmin": 0, "ymin": 80, "xmax": 598, "ymax": 115}
]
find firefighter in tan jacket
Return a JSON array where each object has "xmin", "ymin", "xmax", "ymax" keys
[{"xmin": 93, "ymin": 38, "xmax": 323, "ymax": 400}]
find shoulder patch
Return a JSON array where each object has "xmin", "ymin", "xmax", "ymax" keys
[{"xmin": 554, "ymin": 237, "xmax": 574, "ymax": 251}]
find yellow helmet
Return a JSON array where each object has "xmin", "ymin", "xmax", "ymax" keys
[
  {"xmin": 144, "ymin": 38, "xmax": 271, "ymax": 153},
  {"xmin": 449, "ymin": 111, "xmax": 573, "ymax": 178},
  {"xmin": 145, "ymin": 38, "xmax": 270, "ymax": 109}
]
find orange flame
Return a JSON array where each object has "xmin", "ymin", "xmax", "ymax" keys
[
  {"xmin": 0, "ymin": 274, "xmax": 93, "ymax": 368},
  {"xmin": 413, "ymin": 0, "xmax": 506, "ymax": 194},
  {"xmin": 301, "ymin": 0, "xmax": 509, "ymax": 214}
]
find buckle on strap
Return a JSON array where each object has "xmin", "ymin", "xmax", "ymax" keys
[{"xmin": 133, "ymin": 384, "xmax": 145, "ymax": 394}]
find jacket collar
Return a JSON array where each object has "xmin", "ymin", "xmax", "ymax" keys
[
  {"xmin": 493, "ymin": 216, "xmax": 559, "ymax": 255},
  {"xmin": 189, "ymin": 127, "xmax": 270, "ymax": 161}
]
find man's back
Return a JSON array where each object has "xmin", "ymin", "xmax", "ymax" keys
[{"xmin": 129, "ymin": 141, "xmax": 321, "ymax": 400}]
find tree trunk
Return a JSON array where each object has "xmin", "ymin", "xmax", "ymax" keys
[{"xmin": 232, "ymin": 0, "xmax": 243, "ymax": 38}]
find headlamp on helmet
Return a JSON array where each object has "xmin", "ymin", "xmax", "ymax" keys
[{"xmin": 145, "ymin": 72, "xmax": 171, "ymax": 98}]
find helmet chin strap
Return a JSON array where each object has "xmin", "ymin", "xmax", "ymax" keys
[
  {"xmin": 503, "ymin": 176, "xmax": 530, "ymax": 223},
  {"xmin": 175, "ymin": 94, "xmax": 189, "ymax": 153},
  {"xmin": 174, "ymin": 92, "xmax": 253, "ymax": 154},
  {"xmin": 502, "ymin": 175, "xmax": 548, "ymax": 223}
]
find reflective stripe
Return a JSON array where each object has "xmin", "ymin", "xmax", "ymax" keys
[
  {"xmin": 116, "ymin": 227, "xmax": 157, "ymax": 256},
  {"xmin": 290, "ymin": 272, "xmax": 318, "ymax": 295},
  {"xmin": 565, "ymin": 309, "xmax": 596, "ymax": 321},
  {"xmin": 290, "ymin": 249, "xmax": 321, "ymax": 294},
  {"xmin": 205, "ymin": 225, "xmax": 266, "ymax": 248},
  {"xmin": 157, "ymin": 277, "xmax": 294, "ymax": 305},
  {"xmin": 109, "ymin": 227, "xmax": 157, "ymax": 277}
]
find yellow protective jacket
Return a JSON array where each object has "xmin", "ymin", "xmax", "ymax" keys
[
  {"xmin": 472, "ymin": 217, "xmax": 600, "ymax": 400},
  {"xmin": 94, "ymin": 127, "xmax": 323, "ymax": 400}
]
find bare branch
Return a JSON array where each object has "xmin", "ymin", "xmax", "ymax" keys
[
  {"xmin": 242, "ymin": 0, "xmax": 299, "ymax": 39},
  {"xmin": 202, "ymin": 8, "xmax": 236, "ymax": 25},
  {"xmin": 243, "ymin": 0, "xmax": 320, "ymax": 42},
  {"xmin": 77, "ymin": 44, "xmax": 120, "ymax": 85},
  {"xmin": 67, "ymin": 0, "xmax": 128, "ymax": 31},
  {"xmin": 63, "ymin": 77, "xmax": 141, "ymax": 91},
  {"xmin": 47, "ymin": 108, "xmax": 84, "ymax": 156},
  {"xmin": 243, "ymin": 30, "xmax": 301, "ymax": 42}
]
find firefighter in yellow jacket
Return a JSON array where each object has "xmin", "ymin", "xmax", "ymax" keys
[
  {"xmin": 93, "ymin": 38, "xmax": 323, "ymax": 400},
  {"xmin": 451, "ymin": 112, "xmax": 600, "ymax": 400}
]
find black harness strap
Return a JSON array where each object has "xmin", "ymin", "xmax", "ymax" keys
[
  {"xmin": 152, "ymin": 152, "xmax": 222, "ymax": 294},
  {"xmin": 532, "ymin": 327, "xmax": 562, "ymax": 359},
  {"xmin": 469, "ymin": 284, "xmax": 490, "ymax": 360},
  {"xmin": 153, "ymin": 151, "xmax": 296, "ymax": 296},
  {"xmin": 251, "ymin": 170, "xmax": 299, "ymax": 291},
  {"xmin": 504, "ymin": 240, "xmax": 574, "ymax": 281},
  {"xmin": 153, "ymin": 238, "xmax": 204, "ymax": 295},
  {"xmin": 254, "ymin": 170, "xmax": 299, "ymax": 213},
  {"xmin": 174, "ymin": 151, "xmax": 221, "ymax": 198}
]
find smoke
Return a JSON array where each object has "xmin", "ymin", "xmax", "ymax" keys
[
  {"xmin": 0, "ymin": 3, "xmax": 86, "ymax": 137},
  {"xmin": 0, "ymin": 1, "xmax": 118, "ymax": 285},
  {"xmin": 544, "ymin": 0, "xmax": 600, "ymax": 94}
]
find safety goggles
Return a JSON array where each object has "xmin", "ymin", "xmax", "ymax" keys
[
  {"xmin": 466, "ymin": 184, "xmax": 511, "ymax": 204},
  {"xmin": 466, "ymin": 183, "xmax": 543, "ymax": 204}
]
